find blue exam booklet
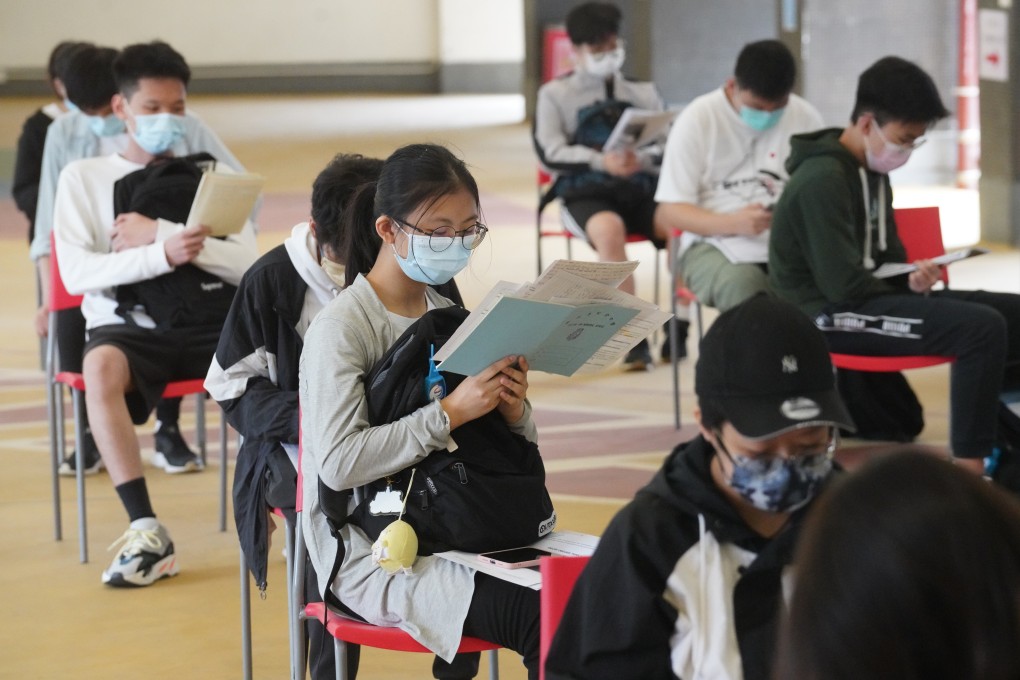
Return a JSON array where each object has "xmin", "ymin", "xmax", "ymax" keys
[{"xmin": 436, "ymin": 296, "xmax": 639, "ymax": 377}]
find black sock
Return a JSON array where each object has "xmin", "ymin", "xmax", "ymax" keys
[
  {"xmin": 155, "ymin": 397, "xmax": 182, "ymax": 427},
  {"xmin": 115, "ymin": 478, "xmax": 156, "ymax": 522}
]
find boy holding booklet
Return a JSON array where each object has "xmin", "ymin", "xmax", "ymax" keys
[
  {"xmin": 533, "ymin": 2, "xmax": 675, "ymax": 371},
  {"xmin": 52, "ymin": 41, "xmax": 258, "ymax": 587},
  {"xmin": 33, "ymin": 43, "xmax": 249, "ymax": 478},
  {"xmin": 768, "ymin": 56, "xmax": 1020, "ymax": 473}
]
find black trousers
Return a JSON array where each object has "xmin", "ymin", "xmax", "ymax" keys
[
  {"xmin": 461, "ymin": 572, "xmax": 541, "ymax": 680},
  {"xmin": 818, "ymin": 289, "xmax": 1020, "ymax": 458}
]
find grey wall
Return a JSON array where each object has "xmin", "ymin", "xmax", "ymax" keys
[
  {"xmin": 650, "ymin": 0, "xmax": 776, "ymax": 107},
  {"xmin": 802, "ymin": 0, "xmax": 959, "ymax": 127}
]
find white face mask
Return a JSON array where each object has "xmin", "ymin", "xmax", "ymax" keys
[{"xmin": 582, "ymin": 46, "xmax": 625, "ymax": 78}]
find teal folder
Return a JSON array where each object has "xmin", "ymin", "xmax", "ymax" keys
[{"xmin": 436, "ymin": 296, "xmax": 639, "ymax": 377}]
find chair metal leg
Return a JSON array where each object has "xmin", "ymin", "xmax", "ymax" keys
[
  {"xmin": 219, "ymin": 414, "xmax": 228, "ymax": 532},
  {"xmin": 49, "ymin": 380, "xmax": 63, "ymax": 542},
  {"xmin": 46, "ymin": 319, "xmax": 63, "ymax": 541},
  {"xmin": 487, "ymin": 648, "xmax": 499, "ymax": 680},
  {"xmin": 653, "ymin": 247, "xmax": 661, "ymax": 309},
  {"xmin": 536, "ymin": 210, "xmax": 544, "ymax": 277},
  {"xmin": 283, "ymin": 516, "xmax": 297, "ymax": 680},
  {"xmin": 72, "ymin": 388, "xmax": 88, "ymax": 563},
  {"xmin": 335, "ymin": 639, "xmax": 345, "ymax": 680},
  {"xmin": 240, "ymin": 546, "xmax": 253, "ymax": 680},
  {"xmin": 195, "ymin": 393, "xmax": 207, "ymax": 466},
  {"xmin": 671, "ymin": 315, "xmax": 682, "ymax": 430},
  {"xmin": 293, "ymin": 522, "xmax": 308, "ymax": 680}
]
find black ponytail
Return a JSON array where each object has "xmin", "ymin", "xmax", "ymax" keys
[{"xmin": 339, "ymin": 182, "xmax": 381, "ymax": 287}]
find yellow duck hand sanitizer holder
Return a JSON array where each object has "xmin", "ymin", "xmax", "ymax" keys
[{"xmin": 371, "ymin": 469, "xmax": 419, "ymax": 575}]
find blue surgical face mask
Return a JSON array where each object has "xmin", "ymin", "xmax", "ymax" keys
[
  {"xmin": 391, "ymin": 230, "xmax": 473, "ymax": 285},
  {"xmin": 64, "ymin": 98, "xmax": 79, "ymax": 113},
  {"xmin": 129, "ymin": 110, "xmax": 186, "ymax": 155},
  {"xmin": 87, "ymin": 113, "xmax": 126, "ymax": 138},
  {"xmin": 717, "ymin": 432, "xmax": 834, "ymax": 513},
  {"xmin": 739, "ymin": 105, "xmax": 785, "ymax": 132}
]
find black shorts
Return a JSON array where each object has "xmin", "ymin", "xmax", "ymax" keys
[
  {"xmin": 84, "ymin": 324, "xmax": 220, "ymax": 425},
  {"xmin": 562, "ymin": 194, "xmax": 659, "ymax": 244}
]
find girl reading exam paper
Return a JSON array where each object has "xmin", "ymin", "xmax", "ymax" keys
[{"xmin": 299, "ymin": 143, "xmax": 546, "ymax": 679}]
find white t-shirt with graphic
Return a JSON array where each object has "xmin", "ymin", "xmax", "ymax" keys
[{"xmin": 656, "ymin": 87, "xmax": 823, "ymax": 261}]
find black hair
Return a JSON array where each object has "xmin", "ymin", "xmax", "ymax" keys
[
  {"xmin": 850, "ymin": 56, "xmax": 950, "ymax": 125},
  {"xmin": 112, "ymin": 41, "xmax": 191, "ymax": 98},
  {"xmin": 339, "ymin": 143, "xmax": 480, "ymax": 287},
  {"xmin": 775, "ymin": 451, "xmax": 1020, "ymax": 680},
  {"xmin": 565, "ymin": 2, "xmax": 621, "ymax": 46},
  {"xmin": 733, "ymin": 40, "xmax": 797, "ymax": 101},
  {"xmin": 62, "ymin": 45, "xmax": 119, "ymax": 112},
  {"xmin": 48, "ymin": 41, "xmax": 91, "ymax": 83},
  {"xmin": 310, "ymin": 154, "xmax": 384, "ymax": 259}
]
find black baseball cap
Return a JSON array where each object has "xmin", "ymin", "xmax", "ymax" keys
[{"xmin": 695, "ymin": 294, "xmax": 855, "ymax": 439}]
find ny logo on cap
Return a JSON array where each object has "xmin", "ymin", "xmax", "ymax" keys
[{"xmin": 781, "ymin": 355, "xmax": 798, "ymax": 374}]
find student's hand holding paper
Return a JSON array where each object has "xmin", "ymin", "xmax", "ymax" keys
[
  {"xmin": 603, "ymin": 149, "xmax": 641, "ymax": 178},
  {"xmin": 110, "ymin": 212, "xmax": 158, "ymax": 251},
  {"xmin": 908, "ymin": 258, "xmax": 943, "ymax": 293},
  {"xmin": 164, "ymin": 224, "xmax": 211, "ymax": 266},
  {"xmin": 730, "ymin": 203, "xmax": 772, "ymax": 236},
  {"xmin": 441, "ymin": 355, "xmax": 522, "ymax": 430},
  {"xmin": 496, "ymin": 356, "xmax": 530, "ymax": 425}
]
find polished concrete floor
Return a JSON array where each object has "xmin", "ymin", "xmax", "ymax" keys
[{"xmin": 0, "ymin": 93, "xmax": 1018, "ymax": 679}]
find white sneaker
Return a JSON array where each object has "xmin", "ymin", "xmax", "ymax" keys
[{"xmin": 101, "ymin": 518, "xmax": 179, "ymax": 587}]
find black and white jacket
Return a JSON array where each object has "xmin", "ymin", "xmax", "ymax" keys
[
  {"xmin": 205, "ymin": 223, "xmax": 340, "ymax": 593},
  {"xmin": 546, "ymin": 436, "xmax": 822, "ymax": 680}
]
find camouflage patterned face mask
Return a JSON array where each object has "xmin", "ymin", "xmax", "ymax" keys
[{"xmin": 715, "ymin": 430, "xmax": 836, "ymax": 513}]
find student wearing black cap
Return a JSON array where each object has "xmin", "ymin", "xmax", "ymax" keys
[{"xmin": 544, "ymin": 294, "xmax": 854, "ymax": 680}]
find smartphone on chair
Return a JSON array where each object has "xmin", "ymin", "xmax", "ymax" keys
[{"xmin": 476, "ymin": 547, "xmax": 552, "ymax": 569}]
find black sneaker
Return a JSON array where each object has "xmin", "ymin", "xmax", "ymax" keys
[
  {"xmin": 152, "ymin": 424, "xmax": 202, "ymax": 474},
  {"xmin": 623, "ymin": 339, "xmax": 653, "ymax": 372},
  {"xmin": 57, "ymin": 430, "xmax": 104, "ymax": 476},
  {"xmin": 661, "ymin": 320, "xmax": 690, "ymax": 363}
]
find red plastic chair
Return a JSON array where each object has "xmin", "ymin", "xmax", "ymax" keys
[
  {"xmin": 46, "ymin": 233, "xmax": 228, "ymax": 564},
  {"xmin": 292, "ymin": 413, "xmax": 501, "ymax": 680},
  {"xmin": 828, "ymin": 206, "xmax": 955, "ymax": 374},
  {"xmin": 539, "ymin": 555, "xmax": 591, "ymax": 680}
]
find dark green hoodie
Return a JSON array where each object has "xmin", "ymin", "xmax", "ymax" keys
[{"xmin": 768, "ymin": 127, "xmax": 908, "ymax": 317}]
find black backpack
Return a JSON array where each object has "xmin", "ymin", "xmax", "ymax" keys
[
  {"xmin": 542, "ymin": 80, "xmax": 657, "ymax": 209},
  {"xmin": 989, "ymin": 393, "xmax": 1020, "ymax": 493},
  {"xmin": 318, "ymin": 306, "xmax": 557, "ymax": 556},
  {"xmin": 835, "ymin": 369, "xmax": 925, "ymax": 442},
  {"xmin": 112, "ymin": 152, "xmax": 238, "ymax": 331}
]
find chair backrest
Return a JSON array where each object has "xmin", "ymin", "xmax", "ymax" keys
[
  {"xmin": 48, "ymin": 232, "xmax": 84, "ymax": 312},
  {"xmin": 892, "ymin": 206, "xmax": 948, "ymax": 285},
  {"xmin": 539, "ymin": 555, "xmax": 591, "ymax": 680}
]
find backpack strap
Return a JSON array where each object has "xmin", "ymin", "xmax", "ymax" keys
[{"xmin": 317, "ymin": 477, "xmax": 354, "ymax": 609}]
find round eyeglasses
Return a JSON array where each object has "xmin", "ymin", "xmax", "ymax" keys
[
  {"xmin": 392, "ymin": 216, "xmax": 488, "ymax": 252},
  {"xmin": 873, "ymin": 122, "xmax": 927, "ymax": 152}
]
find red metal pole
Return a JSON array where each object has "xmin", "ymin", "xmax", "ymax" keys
[{"xmin": 957, "ymin": 0, "xmax": 980, "ymax": 189}]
